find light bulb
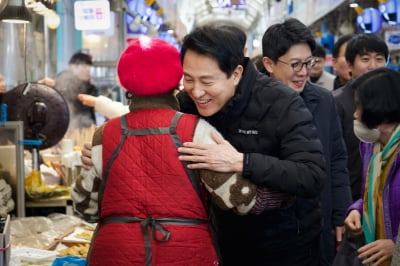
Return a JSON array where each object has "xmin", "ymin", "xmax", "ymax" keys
[{"xmin": 46, "ymin": 13, "xmax": 60, "ymax": 30}]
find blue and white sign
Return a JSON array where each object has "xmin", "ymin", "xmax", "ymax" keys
[
  {"xmin": 385, "ymin": 30, "xmax": 400, "ymax": 50},
  {"xmin": 356, "ymin": 7, "xmax": 383, "ymax": 34},
  {"xmin": 74, "ymin": 1, "xmax": 111, "ymax": 31}
]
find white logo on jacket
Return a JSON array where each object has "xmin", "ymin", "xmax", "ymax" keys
[{"xmin": 238, "ymin": 129, "xmax": 259, "ymax": 135}]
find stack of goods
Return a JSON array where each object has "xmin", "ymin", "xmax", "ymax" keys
[
  {"xmin": 63, "ymin": 124, "xmax": 97, "ymax": 149},
  {"xmin": 10, "ymin": 214, "xmax": 93, "ymax": 264},
  {"xmin": 0, "ymin": 179, "xmax": 14, "ymax": 215},
  {"xmin": 55, "ymin": 225, "xmax": 93, "ymax": 258}
]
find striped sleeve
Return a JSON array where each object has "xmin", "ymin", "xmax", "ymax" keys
[{"xmin": 250, "ymin": 186, "xmax": 296, "ymax": 215}]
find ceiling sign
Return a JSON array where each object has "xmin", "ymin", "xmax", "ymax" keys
[
  {"xmin": 216, "ymin": 0, "xmax": 246, "ymax": 9},
  {"xmin": 74, "ymin": 0, "xmax": 111, "ymax": 30}
]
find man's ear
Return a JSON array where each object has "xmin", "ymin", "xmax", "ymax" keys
[
  {"xmin": 262, "ymin": 56, "xmax": 274, "ymax": 74},
  {"xmin": 347, "ymin": 61, "xmax": 353, "ymax": 79},
  {"xmin": 232, "ymin": 65, "xmax": 244, "ymax": 86}
]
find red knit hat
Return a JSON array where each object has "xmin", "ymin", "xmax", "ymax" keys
[{"xmin": 117, "ymin": 36, "xmax": 183, "ymax": 96}]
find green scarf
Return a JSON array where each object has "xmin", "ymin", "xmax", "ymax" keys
[{"xmin": 363, "ymin": 124, "xmax": 400, "ymax": 244}]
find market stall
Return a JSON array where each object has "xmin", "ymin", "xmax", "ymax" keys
[
  {"xmin": 10, "ymin": 213, "xmax": 91, "ymax": 265},
  {"xmin": 0, "ymin": 82, "xmax": 94, "ymax": 265}
]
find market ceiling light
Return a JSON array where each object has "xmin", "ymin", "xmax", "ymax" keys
[
  {"xmin": 0, "ymin": 0, "xmax": 32, "ymax": 24},
  {"xmin": 45, "ymin": 12, "xmax": 60, "ymax": 30},
  {"xmin": 349, "ymin": 1, "xmax": 359, "ymax": 8}
]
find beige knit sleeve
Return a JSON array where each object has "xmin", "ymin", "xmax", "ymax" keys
[{"xmin": 193, "ymin": 119, "xmax": 256, "ymax": 215}]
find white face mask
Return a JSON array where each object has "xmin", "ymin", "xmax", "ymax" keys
[{"xmin": 353, "ymin": 120, "xmax": 380, "ymax": 143}]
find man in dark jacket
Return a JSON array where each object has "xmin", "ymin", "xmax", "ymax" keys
[
  {"xmin": 332, "ymin": 34, "xmax": 354, "ymax": 91},
  {"xmin": 260, "ymin": 18, "xmax": 352, "ymax": 266},
  {"xmin": 177, "ymin": 24, "xmax": 326, "ymax": 266},
  {"xmin": 56, "ymin": 51, "xmax": 98, "ymax": 131},
  {"xmin": 333, "ymin": 34, "xmax": 388, "ymax": 201}
]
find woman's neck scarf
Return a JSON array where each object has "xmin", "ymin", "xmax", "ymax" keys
[{"xmin": 363, "ymin": 124, "xmax": 400, "ymax": 244}]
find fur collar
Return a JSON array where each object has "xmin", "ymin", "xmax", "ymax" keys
[{"xmin": 129, "ymin": 93, "xmax": 180, "ymax": 112}]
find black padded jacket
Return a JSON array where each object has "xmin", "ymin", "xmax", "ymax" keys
[{"xmin": 178, "ymin": 58, "xmax": 326, "ymax": 265}]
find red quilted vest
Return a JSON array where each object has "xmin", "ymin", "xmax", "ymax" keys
[{"xmin": 88, "ymin": 109, "xmax": 218, "ymax": 266}]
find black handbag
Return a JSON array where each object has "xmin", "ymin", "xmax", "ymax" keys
[{"xmin": 332, "ymin": 232, "xmax": 365, "ymax": 266}]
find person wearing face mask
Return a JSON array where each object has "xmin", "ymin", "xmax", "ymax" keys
[
  {"xmin": 333, "ymin": 34, "xmax": 389, "ymax": 202},
  {"xmin": 344, "ymin": 67, "xmax": 400, "ymax": 266}
]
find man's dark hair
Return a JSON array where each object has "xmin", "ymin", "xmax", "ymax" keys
[
  {"xmin": 261, "ymin": 18, "xmax": 316, "ymax": 62},
  {"xmin": 345, "ymin": 34, "xmax": 389, "ymax": 64},
  {"xmin": 218, "ymin": 24, "xmax": 247, "ymax": 50},
  {"xmin": 312, "ymin": 44, "xmax": 326, "ymax": 58},
  {"xmin": 69, "ymin": 51, "xmax": 93, "ymax": 65},
  {"xmin": 332, "ymin": 34, "xmax": 354, "ymax": 59},
  {"xmin": 353, "ymin": 67, "xmax": 400, "ymax": 128},
  {"xmin": 181, "ymin": 24, "xmax": 245, "ymax": 78}
]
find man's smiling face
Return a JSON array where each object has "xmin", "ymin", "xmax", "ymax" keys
[{"xmin": 182, "ymin": 49, "xmax": 242, "ymax": 117}]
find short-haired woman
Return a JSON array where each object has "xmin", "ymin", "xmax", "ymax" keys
[{"xmin": 344, "ymin": 67, "xmax": 400, "ymax": 266}]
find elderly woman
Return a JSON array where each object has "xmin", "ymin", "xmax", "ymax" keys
[{"xmin": 344, "ymin": 67, "xmax": 400, "ymax": 266}]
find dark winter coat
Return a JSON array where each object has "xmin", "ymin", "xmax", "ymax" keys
[
  {"xmin": 178, "ymin": 58, "xmax": 326, "ymax": 265},
  {"xmin": 302, "ymin": 82, "xmax": 352, "ymax": 265},
  {"xmin": 333, "ymin": 81, "xmax": 362, "ymax": 201}
]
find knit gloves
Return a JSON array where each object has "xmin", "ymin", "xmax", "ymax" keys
[
  {"xmin": 200, "ymin": 170, "xmax": 296, "ymax": 215},
  {"xmin": 200, "ymin": 170, "xmax": 256, "ymax": 215}
]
